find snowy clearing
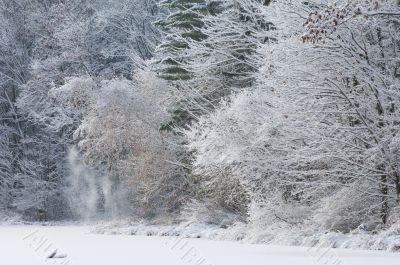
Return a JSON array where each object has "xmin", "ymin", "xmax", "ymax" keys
[{"xmin": 1, "ymin": 225, "xmax": 399, "ymax": 265}]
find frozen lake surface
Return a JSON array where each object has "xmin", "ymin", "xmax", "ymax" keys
[{"xmin": 1, "ymin": 225, "xmax": 399, "ymax": 265}]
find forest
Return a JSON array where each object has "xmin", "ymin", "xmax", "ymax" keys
[{"xmin": 1, "ymin": 0, "xmax": 400, "ymax": 239}]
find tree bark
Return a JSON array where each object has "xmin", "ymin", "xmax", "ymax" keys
[
  {"xmin": 395, "ymin": 171, "xmax": 400, "ymax": 205},
  {"xmin": 380, "ymin": 174, "xmax": 389, "ymax": 224}
]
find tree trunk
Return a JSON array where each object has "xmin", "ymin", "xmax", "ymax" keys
[
  {"xmin": 380, "ymin": 174, "xmax": 389, "ymax": 224},
  {"xmin": 395, "ymin": 171, "xmax": 400, "ymax": 205}
]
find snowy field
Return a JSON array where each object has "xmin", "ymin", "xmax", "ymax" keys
[{"xmin": 1, "ymin": 225, "xmax": 400, "ymax": 265}]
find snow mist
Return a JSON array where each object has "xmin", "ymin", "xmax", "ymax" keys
[{"xmin": 65, "ymin": 147, "xmax": 129, "ymax": 221}]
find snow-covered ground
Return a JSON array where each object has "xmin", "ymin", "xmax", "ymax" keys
[
  {"xmin": 1, "ymin": 225, "xmax": 400, "ymax": 265},
  {"xmin": 94, "ymin": 221, "xmax": 400, "ymax": 252}
]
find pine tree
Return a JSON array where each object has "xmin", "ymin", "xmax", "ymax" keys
[
  {"xmin": 157, "ymin": 0, "xmax": 270, "ymax": 130},
  {"xmin": 155, "ymin": 0, "xmax": 218, "ymax": 81}
]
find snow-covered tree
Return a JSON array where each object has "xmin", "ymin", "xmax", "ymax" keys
[
  {"xmin": 0, "ymin": 0, "xmax": 33, "ymax": 213},
  {"xmin": 186, "ymin": 0, "xmax": 400, "ymax": 231},
  {"xmin": 6, "ymin": 0, "xmax": 163, "ymax": 220},
  {"xmin": 157, "ymin": 0, "xmax": 270, "ymax": 130},
  {"xmin": 156, "ymin": 0, "xmax": 214, "ymax": 81},
  {"xmin": 53, "ymin": 69, "xmax": 192, "ymax": 219},
  {"xmin": 2, "ymin": 0, "xmax": 400, "ymax": 232},
  {"xmin": 11, "ymin": 0, "xmax": 87, "ymax": 220}
]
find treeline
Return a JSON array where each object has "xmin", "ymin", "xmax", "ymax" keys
[{"xmin": 1, "ymin": 0, "xmax": 400, "ymax": 233}]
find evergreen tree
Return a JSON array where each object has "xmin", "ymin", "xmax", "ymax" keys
[
  {"xmin": 157, "ymin": 1, "xmax": 271, "ymax": 131},
  {"xmin": 156, "ymin": 0, "xmax": 216, "ymax": 81}
]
